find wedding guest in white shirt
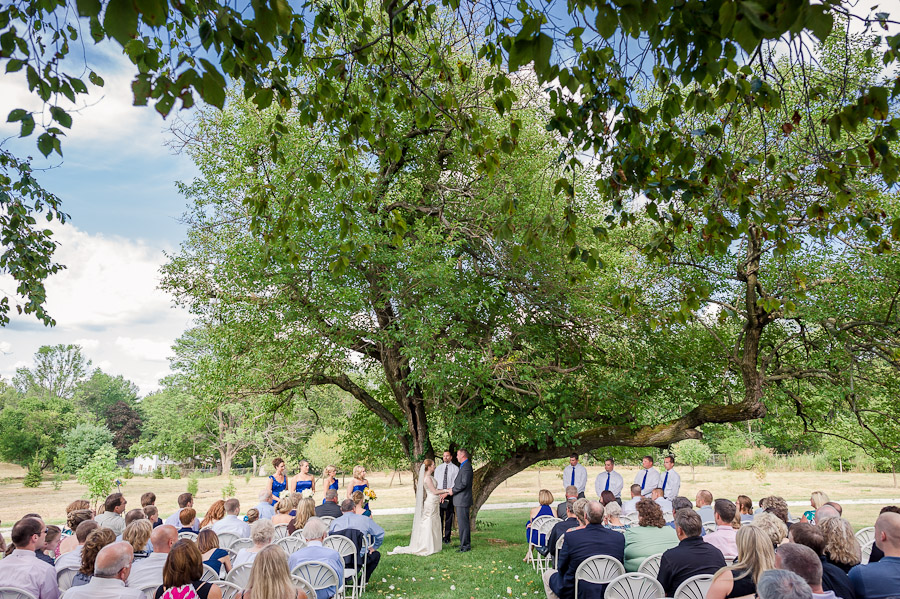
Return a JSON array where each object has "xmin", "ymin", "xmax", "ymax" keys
[
  {"xmin": 126, "ymin": 525, "xmax": 177, "ymax": 589},
  {"xmin": 0, "ymin": 517, "xmax": 59, "ymax": 599},
  {"xmin": 213, "ymin": 498, "xmax": 251, "ymax": 538},
  {"xmin": 561, "ymin": 453, "xmax": 588, "ymax": 498},
  {"xmin": 661, "ymin": 455, "xmax": 681, "ymax": 499},
  {"xmin": 621, "ymin": 485, "xmax": 644, "ymax": 516},
  {"xmin": 595, "ymin": 458, "xmax": 624, "ymax": 501},
  {"xmin": 634, "ymin": 455, "xmax": 661, "ymax": 498},
  {"xmin": 94, "ymin": 493, "xmax": 127, "ymax": 536},
  {"xmin": 56, "ymin": 520, "xmax": 100, "ymax": 575},
  {"xmin": 164, "ymin": 493, "xmax": 200, "ymax": 531},
  {"xmin": 62, "ymin": 542, "xmax": 143, "ymax": 599},
  {"xmin": 652, "ymin": 487, "xmax": 673, "ymax": 513}
]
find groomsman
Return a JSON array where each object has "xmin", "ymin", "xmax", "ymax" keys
[
  {"xmin": 435, "ymin": 450, "xmax": 459, "ymax": 544},
  {"xmin": 561, "ymin": 454, "xmax": 587, "ymax": 498},
  {"xmin": 594, "ymin": 458, "xmax": 624, "ymax": 502},
  {"xmin": 449, "ymin": 448, "xmax": 473, "ymax": 552},
  {"xmin": 634, "ymin": 456, "xmax": 661, "ymax": 498},
  {"xmin": 661, "ymin": 455, "xmax": 681, "ymax": 500}
]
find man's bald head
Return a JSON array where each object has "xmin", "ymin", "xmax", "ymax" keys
[
  {"xmin": 94, "ymin": 541, "xmax": 134, "ymax": 580},
  {"xmin": 815, "ymin": 505, "xmax": 840, "ymax": 523},
  {"xmin": 875, "ymin": 512, "xmax": 900, "ymax": 555},
  {"xmin": 150, "ymin": 524, "xmax": 178, "ymax": 554}
]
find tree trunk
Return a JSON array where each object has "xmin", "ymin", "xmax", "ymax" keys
[{"xmin": 219, "ymin": 445, "xmax": 234, "ymax": 476}]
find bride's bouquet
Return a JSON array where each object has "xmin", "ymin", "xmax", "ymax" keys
[
  {"xmin": 364, "ymin": 487, "xmax": 377, "ymax": 502},
  {"xmin": 300, "ymin": 489, "xmax": 314, "ymax": 499}
]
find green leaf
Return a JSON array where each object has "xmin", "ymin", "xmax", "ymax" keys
[
  {"xmin": 6, "ymin": 59, "xmax": 24, "ymax": 73},
  {"xmin": 49, "ymin": 106, "xmax": 72, "ymax": 128},
  {"xmin": 595, "ymin": 4, "xmax": 618, "ymax": 39},
  {"xmin": 806, "ymin": 4, "xmax": 834, "ymax": 42},
  {"xmin": 719, "ymin": 2, "xmax": 737, "ymax": 35},
  {"xmin": 7, "ymin": 108, "xmax": 27, "ymax": 123},
  {"xmin": 732, "ymin": 18, "xmax": 759, "ymax": 54},
  {"xmin": 89, "ymin": 71, "xmax": 105, "ymax": 87},
  {"xmin": 76, "ymin": 0, "xmax": 102, "ymax": 17},
  {"xmin": 36, "ymin": 133, "xmax": 54, "ymax": 157},
  {"xmin": 103, "ymin": 0, "xmax": 139, "ymax": 46},
  {"xmin": 135, "ymin": 0, "xmax": 168, "ymax": 26}
]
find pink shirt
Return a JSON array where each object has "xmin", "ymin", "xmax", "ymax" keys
[
  {"xmin": 704, "ymin": 525, "xmax": 738, "ymax": 558},
  {"xmin": 0, "ymin": 548, "xmax": 60, "ymax": 599}
]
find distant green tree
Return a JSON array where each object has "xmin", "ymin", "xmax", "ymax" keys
[
  {"xmin": 76, "ymin": 444, "xmax": 122, "ymax": 507},
  {"xmin": 0, "ymin": 395, "xmax": 80, "ymax": 468},
  {"xmin": 672, "ymin": 440, "xmax": 712, "ymax": 482},
  {"xmin": 104, "ymin": 401, "xmax": 143, "ymax": 456},
  {"xmin": 76, "ymin": 370, "xmax": 140, "ymax": 417},
  {"xmin": 13, "ymin": 344, "xmax": 90, "ymax": 399},
  {"xmin": 60, "ymin": 423, "xmax": 115, "ymax": 473}
]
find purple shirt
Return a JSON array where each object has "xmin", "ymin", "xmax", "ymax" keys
[{"xmin": 0, "ymin": 548, "xmax": 60, "ymax": 599}]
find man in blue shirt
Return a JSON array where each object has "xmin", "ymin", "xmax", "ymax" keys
[
  {"xmin": 329, "ymin": 499, "xmax": 384, "ymax": 581},
  {"xmin": 289, "ymin": 518, "xmax": 346, "ymax": 599},
  {"xmin": 849, "ymin": 512, "xmax": 900, "ymax": 599}
]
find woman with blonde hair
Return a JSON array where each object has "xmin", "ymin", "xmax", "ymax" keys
[
  {"xmin": 706, "ymin": 525, "xmax": 776, "ymax": 599},
  {"xmin": 123, "ymin": 519, "xmax": 153, "ymax": 560},
  {"xmin": 819, "ymin": 517, "xmax": 861, "ymax": 573},
  {"xmin": 323, "ymin": 465, "xmax": 339, "ymax": 497},
  {"xmin": 803, "ymin": 490, "xmax": 830, "ymax": 523},
  {"xmin": 752, "ymin": 511, "xmax": 788, "ymax": 548},
  {"xmin": 200, "ymin": 499, "xmax": 226, "ymax": 529},
  {"xmin": 240, "ymin": 545, "xmax": 307, "ymax": 599},
  {"xmin": 271, "ymin": 496, "xmax": 294, "ymax": 525},
  {"xmin": 348, "ymin": 464, "xmax": 371, "ymax": 516},
  {"xmin": 623, "ymin": 499, "xmax": 678, "ymax": 571},
  {"xmin": 288, "ymin": 497, "xmax": 316, "ymax": 535},
  {"xmin": 290, "ymin": 459, "xmax": 316, "ymax": 495},
  {"xmin": 524, "ymin": 489, "xmax": 554, "ymax": 562}
]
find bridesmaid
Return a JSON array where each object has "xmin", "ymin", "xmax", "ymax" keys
[
  {"xmin": 267, "ymin": 457, "xmax": 289, "ymax": 505},
  {"xmin": 322, "ymin": 465, "xmax": 339, "ymax": 504},
  {"xmin": 291, "ymin": 459, "xmax": 316, "ymax": 495},
  {"xmin": 348, "ymin": 465, "xmax": 371, "ymax": 516}
]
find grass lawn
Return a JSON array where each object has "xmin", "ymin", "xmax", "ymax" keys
[{"xmin": 369, "ymin": 508, "xmax": 540, "ymax": 599}]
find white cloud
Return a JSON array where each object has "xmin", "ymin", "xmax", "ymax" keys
[
  {"xmin": 0, "ymin": 342, "xmax": 10, "ymax": 354},
  {"xmin": 74, "ymin": 338, "xmax": 100, "ymax": 349},
  {"xmin": 114, "ymin": 336, "xmax": 172, "ymax": 362}
]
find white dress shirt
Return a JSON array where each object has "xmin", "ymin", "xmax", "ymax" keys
[
  {"xmin": 126, "ymin": 551, "xmax": 167, "ymax": 588},
  {"xmin": 63, "ymin": 576, "xmax": 143, "ymax": 599},
  {"xmin": 0, "ymin": 549, "xmax": 59, "ymax": 599},
  {"xmin": 655, "ymin": 497, "xmax": 673, "ymax": 513},
  {"xmin": 660, "ymin": 468, "xmax": 681, "ymax": 499},
  {"xmin": 634, "ymin": 468, "xmax": 661, "ymax": 497},
  {"xmin": 212, "ymin": 514, "xmax": 251, "ymax": 538},
  {"xmin": 232, "ymin": 548, "xmax": 260, "ymax": 568},
  {"xmin": 164, "ymin": 508, "xmax": 199, "ymax": 531},
  {"xmin": 434, "ymin": 462, "xmax": 459, "ymax": 491},
  {"xmin": 254, "ymin": 501, "xmax": 276, "ymax": 520},
  {"xmin": 94, "ymin": 511, "xmax": 125, "ymax": 535},
  {"xmin": 621, "ymin": 497, "xmax": 641, "ymax": 516},
  {"xmin": 594, "ymin": 470, "xmax": 624, "ymax": 498},
  {"xmin": 562, "ymin": 464, "xmax": 588, "ymax": 495},
  {"xmin": 55, "ymin": 546, "xmax": 83, "ymax": 573}
]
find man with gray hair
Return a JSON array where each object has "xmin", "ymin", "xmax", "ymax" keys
[
  {"xmin": 288, "ymin": 518, "xmax": 344, "ymax": 599},
  {"xmin": 316, "ymin": 489, "xmax": 343, "ymax": 519},
  {"xmin": 657, "ymin": 509, "xmax": 726, "ymax": 596},
  {"xmin": 776, "ymin": 543, "xmax": 835, "ymax": 599},
  {"xmin": 254, "ymin": 489, "xmax": 276, "ymax": 519},
  {"xmin": 757, "ymin": 570, "xmax": 813, "ymax": 599},
  {"xmin": 63, "ymin": 541, "xmax": 143, "ymax": 599}
]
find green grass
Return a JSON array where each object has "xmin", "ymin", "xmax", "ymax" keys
[{"xmin": 368, "ymin": 508, "xmax": 540, "ymax": 599}]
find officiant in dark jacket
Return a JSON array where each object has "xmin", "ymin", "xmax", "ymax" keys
[{"xmin": 450, "ymin": 448, "xmax": 473, "ymax": 552}]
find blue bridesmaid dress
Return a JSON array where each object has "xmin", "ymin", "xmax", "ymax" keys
[
  {"xmin": 527, "ymin": 504, "xmax": 554, "ymax": 545},
  {"xmin": 270, "ymin": 474, "xmax": 287, "ymax": 505}
]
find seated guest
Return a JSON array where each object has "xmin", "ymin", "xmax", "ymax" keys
[
  {"xmin": 200, "ymin": 500, "xmax": 225, "ymax": 529},
  {"xmin": 316, "ymin": 490, "xmax": 343, "ymax": 519},
  {"xmin": 63, "ymin": 541, "xmax": 142, "ymax": 599},
  {"xmin": 141, "ymin": 492, "xmax": 157, "ymax": 510},
  {"xmin": 127, "ymin": 525, "xmax": 177, "ymax": 588},
  {"xmin": 789, "ymin": 522, "xmax": 857, "ymax": 599},
  {"xmin": 542, "ymin": 501, "xmax": 625, "ymax": 599},
  {"xmin": 152, "ymin": 539, "xmax": 223, "ymax": 599},
  {"xmin": 754, "ymin": 511, "xmax": 788, "ymax": 549},
  {"xmin": 761, "ymin": 495, "xmax": 792, "ymax": 526},
  {"xmin": 657, "ymin": 509, "xmax": 726, "ymax": 597},
  {"xmin": 95, "ymin": 493, "xmax": 127, "ymax": 535},
  {"xmin": 124, "ymin": 508, "xmax": 148, "ymax": 527},
  {"xmin": 777, "ymin": 542, "xmax": 839, "ymax": 599},
  {"xmin": 271, "ymin": 496, "xmax": 294, "ymax": 526},
  {"xmin": 848, "ymin": 512, "xmax": 900, "ymax": 599},
  {"xmin": 213, "ymin": 499, "xmax": 251, "ymax": 538},
  {"xmin": 819, "ymin": 517, "xmax": 861, "ymax": 574},
  {"xmin": 329, "ymin": 499, "xmax": 384, "ymax": 581},
  {"xmin": 865, "ymin": 506, "xmax": 900, "ymax": 565},
  {"xmin": 804, "ymin": 491, "xmax": 830, "ymax": 524},
  {"xmin": 245, "ymin": 509, "xmax": 260, "ymax": 524},
  {"xmin": 652, "ymin": 488, "xmax": 672, "ymax": 513},
  {"xmin": 289, "ymin": 497, "xmax": 317, "ymax": 535},
  {"xmin": 122, "ymin": 520, "xmax": 153, "ymax": 560},
  {"xmin": 599, "ymin": 491, "xmax": 617, "ymax": 507},
  {"xmin": 57, "ymin": 520, "xmax": 100, "ymax": 574},
  {"xmin": 198, "ymin": 529, "xmax": 232, "ymax": 576},
  {"xmin": 245, "ymin": 545, "xmax": 307, "ymax": 599},
  {"xmin": 0, "ymin": 517, "xmax": 59, "ymax": 598},
  {"xmin": 44, "ymin": 525, "xmax": 62, "ymax": 560},
  {"xmin": 177, "ymin": 508, "xmax": 198, "ymax": 534},
  {"xmin": 603, "ymin": 501, "xmax": 629, "ymax": 533},
  {"xmin": 737, "ymin": 495, "xmax": 754, "ymax": 523},
  {"xmin": 623, "ymin": 499, "xmax": 678, "ymax": 571},
  {"xmin": 144, "ymin": 506, "xmax": 161, "ymax": 528},
  {"xmin": 706, "ymin": 525, "xmax": 775, "ymax": 599},
  {"xmin": 526, "ymin": 489, "xmax": 555, "ymax": 561},
  {"xmin": 64, "ymin": 501, "xmax": 92, "ymax": 530},
  {"xmin": 695, "ymin": 490, "xmax": 714, "ymax": 523},
  {"xmin": 756, "ymin": 569, "xmax": 814, "ymax": 599},
  {"xmin": 621, "ymin": 485, "xmax": 643, "ymax": 516},
  {"xmin": 547, "ymin": 501, "xmax": 580, "ymax": 567},
  {"xmin": 825, "ymin": 502, "xmax": 843, "ymax": 516},
  {"xmin": 165, "ymin": 493, "xmax": 200, "ymax": 531},
  {"xmin": 233, "ymin": 519, "xmax": 275, "ymax": 567},
  {"xmin": 571, "ymin": 498, "xmax": 589, "ymax": 529},
  {"xmin": 816, "ymin": 504, "xmax": 841, "ymax": 526},
  {"xmin": 289, "ymin": 518, "xmax": 344, "ymax": 599},
  {"xmin": 255, "ymin": 490, "xmax": 276, "ymax": 520},
  {"xmin": 72, "ymin": 528, "xmax": 117, "ymax": 587},
  {"xmin": 557, "ymin": 486, "xmax": 579, "ymax": 519},
  {"xmin": 704, "ymin": 498, "xmax": 739, "ymax": 558},
  {"xmin": 60, "ymin": 509, "xmax": 93, "ymax": 555}
]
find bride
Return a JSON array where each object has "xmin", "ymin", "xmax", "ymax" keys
[{"xmin": 389, "ymin": 459, "xmax": 445, "ymax": 556}]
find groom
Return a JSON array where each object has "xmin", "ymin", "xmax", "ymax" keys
[{"xmin": 449, "ymin": 448, "xmax": 472, "ymax": 552}]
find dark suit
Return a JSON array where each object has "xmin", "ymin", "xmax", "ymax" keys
[
  {"xmin": 452, "ymin": 459, "xmax": 473, "ymax": 550},
  {"xmin": 549, "ymin": 523, "xmax": 625, "ymax": 599},
  {"xmin": 656, "ymin": 535, "xmax": 726, "ymax": 596},
  {"xmin": 316, "ymin": 501, "xmax": 343, "ymax": 519},
  {"xmin": 547, "ymin": 517, "xmax": 579, "ymax": 568},
  {"xmin": 821, "ymin": 555, "xmax": 858, "ymax": 599}
]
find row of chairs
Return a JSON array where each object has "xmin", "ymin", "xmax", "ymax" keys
[
  {"xmin": 573, "ymin": 555, "xmax": 711, "ymax": 599},
  {"xmin": 180, "ymin": 516, "xmax": 337, "ymax": 548}
]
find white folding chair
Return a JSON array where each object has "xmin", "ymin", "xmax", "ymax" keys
[
  {"xmin": 554, "ymin": 534, "xmax": 567, "ymax": 567},
  {"xmin": 216, "ymin": 532, "xmax": 240, "ymax": 549},
  {"xmin": 535, "ymin": 517, "xmax": 561, "ymax": 574},
  {"xmin": 573, "ymin": 555, "xmax": 625, "ymax": 598},
  {"xmin": 861, "ymin": 539, "xmax": 875, "ymax": 565},
  {"xmin": 274, "ymin": 523, "xmax": 290, "ymax": 539},
  {"xmin": 229, "ymin": 537, "xmax": 254, "ymax": 552},
  {"xmin": 637, "ymin": 553, "xmax": 663, "ymax": 578},
  {"xmin": 178, "ymin": 531, "xmax": 198, "ymax": 541},
  {"xmin": 673, "ymin": 574, "xmax": 714, "ymax": 599},
  {"xmin": 277, "ymin": 535, "xmax": 308, "ymax": 554},
  {"xmin": 319, "ymin": 516, "xmax": 335, "ymax": 527},
  {"xmin": 604, "ymin": 573, "xmax": 666, "ymax": 599},
  {"xmin": 137, "ymin": 585, "xmax": 159, "ymax": 599},
  {"xmin": 622, "ymin": 513, "xmax": 639, "ymax": 526},
  {"xmin": 324, "ymin": 534, "xmax": 360, "ymax": 599},
  {"xmin": 210, "ymin": 580, "xmax": 243, "ymax": 599},
  {"xmin": 0, "ymin": 589, "xmax": 38, "ymax": 599},
  {"xmin": 291, "ymin": 561, "xmax": 343, "ymax": 599},
  {"xmin": 527, "ymin": 515, "xmax": 555, "ymax": 570},
  {"xmin": 225, "ymin": 562, "xmax": 254, "ymax": 588},
  {"xmin": 292, "ymin": 575, "xmax": 317, "ymax": 599},
  {"xmin": 57, "ymin": 566, "xmax": 79, "ymax": 592},
  {"xmin": 702, "ymin": 522, "xmax": 717, "ymax": 535},
  {"xmin": 201, "ymin": 563, "xmax": 221, "ymax": 581},
  {"xmin": 856, "ymin": 526, "xmax": 876, "ymax": 546}
]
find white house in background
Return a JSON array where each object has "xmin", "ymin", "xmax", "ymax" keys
[{"xmin": 132, "ymin": 455, "xmax": 177, "ymax": 474}]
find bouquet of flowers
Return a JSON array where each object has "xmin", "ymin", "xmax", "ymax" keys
[
  {"xmin": 364, "ymin": 487, "xmax": 377, "ymax": 502},
  {"xmin": 300, "ymin": 489, "xmax": 314, "ymax": 499}
]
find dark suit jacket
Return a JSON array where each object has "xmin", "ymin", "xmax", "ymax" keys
[
  {"xmin": 657, "ymin": 536, "xmax": 726, "ymax": 596},
  {"xmin": 316, "ymin": 502, "xmax": 343, "ymax": 519},
  {"xmin": 550, "ymin": 523, "xmax": 625, "ymax": 599},
  {"xmin": 821, "ymin": 555, "xmax": 858, "ymax": 599},
  {"xmin": 452, "ymin": 459, "xmax": 473, "ymax": 507},
  {"xmin": 547, "ymin": 518, "xmax": 579, "ymax": 567}
]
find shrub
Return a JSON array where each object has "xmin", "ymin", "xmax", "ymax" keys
[
  {"xmin": 187, "ymin": 475, "xmax": 199, "ymax": 496},
  {"xmin": 60, "ymin": 423, "xmax": 114, "ymax": 473},
  {"xmin": 152, "ymin": 466, "xmax": 165, "ymax": 479},
  {"xmin": 24, "ymin": 456, "xmax": 43, "ymax": 488},
  {"xmin": 222, "ymin": 477, "xmax": 236, "ymax": 499},
  {"xmin": 76, "ymin": 445, "xmax": 123, "ymax": 505},
  {"xmin": 167, "ymin": 465, "xmax": 181, "ymax": 479}
]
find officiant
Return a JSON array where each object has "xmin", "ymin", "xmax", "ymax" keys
[{"xmin": 434, "ymin": 450, "xmax": 459, "ymax": 545}]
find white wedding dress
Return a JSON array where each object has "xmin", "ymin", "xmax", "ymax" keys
[{"xmin": 389, "ymin": 468, "xmax": 442, "ymax": 556}]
